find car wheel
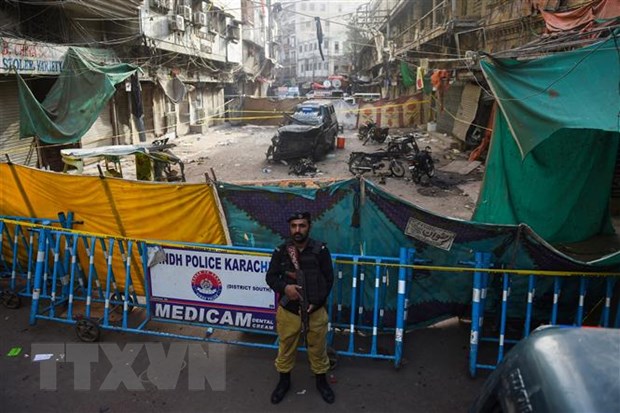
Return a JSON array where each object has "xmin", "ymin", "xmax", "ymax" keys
[
  {"xmin": 266, "ymin": 145, "xmax": 274, "ymax": 162},
  {"xmin": 313, "ymin": 144, "xmax": 326, "ymax": 162}
]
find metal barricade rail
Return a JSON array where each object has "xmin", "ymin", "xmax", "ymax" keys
[
  {"xmin": 465, "ymin": 252, "xmax": 620, "ymax": 377},
  {"xmin": 1, "ymin": 218, "xmax": 412, "ymax": 368}
]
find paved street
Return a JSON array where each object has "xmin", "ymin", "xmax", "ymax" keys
[{"xmin": 1, "ymin": 303, "xmax": 487, "ymax": 413}]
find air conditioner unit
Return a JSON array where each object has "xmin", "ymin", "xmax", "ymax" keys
[
  {"xmin": 194, "ymin": 12, "xmax": 207, "ymax": 27},
  {"xmin": 162, "ymin": 0, "xmax": 174, "ymax": 10},
  {"xmin": 199, "ymin": 2, "xmax": 209, "ymax": 13},
  {"xmin": 166, "ymin": 112, "xmax": 177, "ymax": 127},
  {"xmin": 170, "ymin": 15, "xmax": 185, "ymax": 32},
  {"xmin": 177, "ymin": 5, "xmax": 192, "ymax": 21}
]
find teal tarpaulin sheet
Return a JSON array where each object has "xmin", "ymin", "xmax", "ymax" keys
[
  {"xmin": 19, "ymin": 47, "xmax": 138, "ymax": 144},
  {"xmin": 216, "ymin": 178, "xmax": 620, "ymax": 327},
  {"xmin": 480, "ymin": 35, "xmax": 620, "ymax": 158},
  {"xmin": 473, "ymin": 35, "xmax": 620, "ymax": 243}
]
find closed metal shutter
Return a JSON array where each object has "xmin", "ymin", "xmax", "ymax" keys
[
  {"xmin": 452, "ymin": 83, "xmax": 482, "ymax": 142},
  {"xmin": 81, "ymin": 102, "xmax": 115, "ymax": 148},
  {"xmin": 0, "ymin": 80, "xmax": 37, "ymax": 166},
  {"xmin": 436, "ymin": 83, "xmax": 463, "ymax": 135},
  {"xmin": 142, "ymin": 82, "xmax": 156, "ymax": 141}
]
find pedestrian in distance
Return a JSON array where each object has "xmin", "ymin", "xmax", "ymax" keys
[{"xmin": 265, "ymin": 211, "xmax": 335, "ymax": 404}]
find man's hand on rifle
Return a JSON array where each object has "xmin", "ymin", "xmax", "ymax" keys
[{"xmin": 284, "ymin": 284, "xmax": 302, "ymax": 301}]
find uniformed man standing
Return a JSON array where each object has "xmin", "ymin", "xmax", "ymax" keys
[{"xmin": 265, "ymin": 211, "xmax": 335, "ymax": 404}]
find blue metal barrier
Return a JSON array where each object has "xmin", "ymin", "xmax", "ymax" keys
[
  {"xmin": 467, "ymin": 252, "xmax": 620, "ymax": 377},
  {"xmin": 5, "ymin": 219, "xmax": 412, "ymax": 368}
]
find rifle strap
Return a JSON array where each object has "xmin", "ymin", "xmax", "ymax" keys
[{"xmin": 286, "ymin": 245, "xmax": 301, "ymax": 271}]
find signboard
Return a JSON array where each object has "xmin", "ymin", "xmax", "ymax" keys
[
  {"xmin": 404, "ymin": 217, "xmax": 456, "ymax": 251},
  {"xmin": 358, "ymin": 94, "xmax": 427, "ymax": 128},
  {"xmin": 1, "ymin": 37, "xmax": 66, "ymax": 75},
  {"xmin": 148, "ymin": 247, "xmax": 277, "ymax": 331}
]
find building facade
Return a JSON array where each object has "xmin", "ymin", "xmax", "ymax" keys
[
  {"xmin": 0, "ymin": 0, "xmax": 271, "ymax": 169},
  {"xmin": 273, "ymin": 0, "xmax": 357, "ymax": 90}
]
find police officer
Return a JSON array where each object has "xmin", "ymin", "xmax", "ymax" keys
[{"xmin": 265, "ymin": 211, "xmax": 335, "ymax": 404}]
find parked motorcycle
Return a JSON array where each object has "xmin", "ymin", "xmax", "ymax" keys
[
  {"xmin": 385, "ymin": 132, "xmax": 423, "ymax": 156},
  {"xmin": 406, "ymin": 146, "xmax": 435, "ymax": 185},
  {"xmin": 358, "ymin": 121, "xmax": 389, "ymax": 145},
  {"xmin": 348, "ymin": 151, "xmax": 406, "ymax": 177}
]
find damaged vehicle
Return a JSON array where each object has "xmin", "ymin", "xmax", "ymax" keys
[{"xmin": 266, "ymin": 100, "xmax": 341, "ymax": 162}]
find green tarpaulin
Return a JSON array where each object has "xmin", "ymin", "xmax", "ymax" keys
[
  {"xmin": 474, "ymin": 35, "xmax": 620, "ymax": 243},
  {"xmin": 400, "ymin": 61, "xmax": 415, "ymax": 88},
  {"xmin": 18, "ymin": 47, "xmax": 138, "ymax": 144},
  {"xmin": 480, "ymin": 35, "xmax": 620, "ymax": 158}
]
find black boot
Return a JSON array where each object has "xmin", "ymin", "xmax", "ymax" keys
[
  {"xmin": 316, "ymin": 374, "xmax": 335, "ymax": 404},
  {"xmin": 270, "ymin": 372, "xmax": 291, "ymax": 404}
]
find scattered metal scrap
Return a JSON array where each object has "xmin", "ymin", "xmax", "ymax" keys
[{"xmin": 288, "ymin": 158, "xmax": 319, "ymax": 176}]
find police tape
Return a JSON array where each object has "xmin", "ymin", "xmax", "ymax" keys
[{"xmin": 3, "ymin": 218, "xmax": 617, "ymax": 277}]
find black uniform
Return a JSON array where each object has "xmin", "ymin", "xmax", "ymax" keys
[{"xmin": 265, "ymin": 238, "xmax": 334, "ymax": 314}]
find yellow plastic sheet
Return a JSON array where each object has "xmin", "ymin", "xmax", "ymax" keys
[{"xmin": 0, "ymin": 163, "xmax": 229, "ymax": 295}]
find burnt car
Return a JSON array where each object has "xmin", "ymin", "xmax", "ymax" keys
[{"xmin": 266, "ymin": 100, "xmax": 340, "ymax": 162}]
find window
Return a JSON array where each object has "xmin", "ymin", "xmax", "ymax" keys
[
  {"xmin": 309, "ymin": 3, "xmax": 314, "ymax": 11},
  {"xmin": 299, "ymin": 45, "xmax": 303, "ymax": 53},
  {"xmin": 305, "ymin": 21, "xmax": 311, "ymax": 30},
  {"xmin": 324, "ymin": 40, "xmax": 329, "ymax": 49},
  {"xmin": 320, "ymin": 3, "xmax": 326, "ymax": 11},
  {"xmin": 324, "ymin": 62, "xmax": 328, "ymax": 69},
  {"xmin": 313, "ymin": 43, "xmax": 317, "ymax": 50},
  {"xmin": 334, "ymin": 41, "xmax": 339, "ymax": 52},
  {"xmin": 304, "ymin": 44, "xmax": 308, "ymax": 52},
  {"xmin": 301, "ymin": 3, "xmax": 306, "ymax": 11},
  {"xmin": 227, "ymin": 21, "xmax": 241, "ymax": 42}
]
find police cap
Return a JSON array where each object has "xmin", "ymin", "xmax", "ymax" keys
[{"xmin": 287, "ymin": 211, "xmax": 311, "ymax": 223}]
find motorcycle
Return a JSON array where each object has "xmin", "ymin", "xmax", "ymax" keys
[
  {"xmin": 385, "ymin": 132, "xmax": 423, "ymax": 156},
  {"xmin": 405, "ymin": 146, "xmax": 435, "ymax": 185},
  {"xmin": 358, "ymin": 121, "xmax": 389, "ymax": 145},
  {"xmin": 348, "ymin": 151, "xmax": 406, "ymax": 177}
]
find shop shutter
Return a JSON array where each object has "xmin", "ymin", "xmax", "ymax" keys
[
  {"xmin": 436, "ymin": 83, "xmax": 463, "ymax": 135},
  {"xmin": 81, "ymin": 102, "xmax": 115, "ymax": 148},
  {"xmin": 451, "ymin": 83, "xmax": 482, "ymax": 142},
  {"xmin": 0, "ymin": 80, "xmax": 37, "ymax": 166}
]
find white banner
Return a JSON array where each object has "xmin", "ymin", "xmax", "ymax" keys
[
  {"xmin": 1, "ymin": 37, "xmax": 66, "ymax": 75},
  {"xmin": 148, "ymin": 247, "xmax": 276, "ymax": 330}
]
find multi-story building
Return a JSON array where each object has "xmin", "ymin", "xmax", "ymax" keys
[
  {"xmin": 273, "ymin": 0, "xmax": 357, "ymax": 90},
  {"xmin": 350, "ymin": 0, "xmax": 617, "ymax": 141},
  {"xmin": 0, "ymin": 0, "xmax": 271, "ymax": 169}
]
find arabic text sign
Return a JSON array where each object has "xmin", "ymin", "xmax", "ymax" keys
[
  {"xmin": 404, "ymin": 217, "xmax": 456, "ymax": 251},
  {"xmin": 148, "ymin": 247, "xmax": 276, "ymax": 331},
  {"xmin": 1, "ymin": 37, "xmax": 66, "ymax": 75}
]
